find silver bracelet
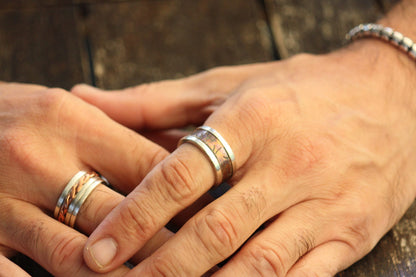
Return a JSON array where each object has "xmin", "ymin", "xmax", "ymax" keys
[{"xmin": 346, "ymin": 23, "xmax": 416, "ymax": 61}]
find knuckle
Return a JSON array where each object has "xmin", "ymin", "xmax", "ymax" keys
[
  {"xmin": 342, "ymin": 218, "xmax": 372, "ymax": 254},
  {"xmin": 0, "ymin": 128, "xmax": 41, "ymax": 175},
  {"xmin": 117, "ymin": 196, "xmax": 156, "ymax": 242},
  {"xmin": 336, "ymin": 196, "xmax": 374, "ymax": 255},
  {"xmin": 36, "ymin": 88, "xmax": 68, "ymax": 112},
  {"xmin": 234, "ymin": 89, "xmax": 272, "ymax": 132},
  {"xmin": 0, "ymin": 128, "xmax": 21, "ymax": 160},
  {"xmin": 245, "ymin": 243, "xmax": 286, "ymax": 276},
  {"xmin": 219, "ymin": 89, "xmax": 273, "ymax": 152},
  {"xmin": 36, "ymin": 88, "xmax": 80, "ymax": 125},
  {"xmin": 148, "ymin": 253, "xmax": 182, "ymax": 277},
  {"xmin": 47, "ymin": 234, "xmax": 84, "ymax": 275},
  {"xmin": 192, "ymin": 208, "xmax": 239, "ymax": 259},
  {"xmin": 243, "ymin": 232, "xmax": 315, "ymax": 276},
  {"xmin": 0, "ymin": 90, "xmax": 72, "ymax": 175},
  {"xmin": 157, "ymin": 156, "xmax": 197, "ymax": 206}
]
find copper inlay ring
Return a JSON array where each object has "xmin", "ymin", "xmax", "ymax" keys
[
  {"xmin": 65, "ymin": 177, "xmax": 103, "ymax": 227},
  {"xmin": 54, "ymin": 171, "xmax": 98, "ymax": 224}
]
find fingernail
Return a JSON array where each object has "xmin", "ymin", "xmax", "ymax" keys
[{"xmin": 87, "ymin": 237, "xmax": 118, "ymax": 268}]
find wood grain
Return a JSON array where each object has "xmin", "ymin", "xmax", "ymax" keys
[
  {"xmin": 77, "ymin": 0, "xmax": 274, "ymax": 89},
  {"xmin": 0, "ymin": 7, "xmax": 85, "ymax": 89},
  {"xmin": 265, "ymin": 0, "xmax": 383, "ymax": 58}
]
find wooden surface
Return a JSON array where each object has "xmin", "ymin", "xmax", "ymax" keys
[
  {"xmin": 0, "ymin": 6, "xmax": 85, "ymax": 89},
  {"xmin": 265, "ymin": 0, "xmax": 383, "ymax": 58},
  {"xmin": 0, "ymin": 0, "xmax": 414, "ymax": 276},
  {"xmin": 80, "ymin": 0, "xmax": 273, "ymax": 89}
]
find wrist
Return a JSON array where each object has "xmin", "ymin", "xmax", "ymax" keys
[
  {"xmin": 334, "ymin": 0, "xmax": 416, "ymax": 112},
  {"xmin": 336, "ymin": 37, "xmax": 416, "ymax": 111},
  {"xmin": 332, "ymin": 37, "xmax": 416, "ymax": 197}
]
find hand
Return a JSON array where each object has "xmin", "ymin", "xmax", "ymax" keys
[
  {"xmin": 0, "ymin": 83, "xmax": 179, "ymax": 276},
  {"xmin": 78, "ymin": 40, "xmax": 416, "ymax": 276}
]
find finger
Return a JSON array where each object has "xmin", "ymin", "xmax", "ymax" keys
[
  {"xmin": 71, "ymin": 81, "xmax": 215, "ymax": 130},
  {"xmin": 0, "ymin": 199, "xmax": 129, "ymax": 277},
  {"xmin": 83, "ymin": 73, "xmax": 286, "ymax": 273},
  {"xmin": 68, "ymin": 101, "xmax": 177, "ymax": 258},
  {"xmin": 123, "ymin": 174, "xmax": 273, "ymax": 276},
  {"xmin": 125, "ymin": 179, "xmax": 321, "ymax": 276},
  {"xmin": 75, "ymin": 185, "xmax": 174, "ymax": 262},
  {"xmin": 71, "ymin": 63, "xmax": 277, "ymax": 130},
  {"xmin": 286, "ymin": 241, "xmax": 359, "ymax": 277},
  {"xmin": 213, "ymin": 201, "xmax": 334, "ymax": 277},
  {"xmin": 0, "ymin": 255, "xmax": 30, "ymax": 277},
  {"xmin": 66, "ymin": 96, "xmax": 170, "ymax": 193},
  {"xmin": 83, "ymin": 144, "xmax": 216, "ymax": 272},
  {"xmin": 168, "ymin": 190, "xmax": 215, "ymax": 230},
  {"xmin": 83, "ymin": 102, "xmax": 267, "ymax": 273}
]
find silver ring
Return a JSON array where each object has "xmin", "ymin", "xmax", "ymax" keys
[
  {"xmin": 65, "ymin": 177, "xmax": 103, "ymax": 227},
  {"xmin": 54, "ymin": 170, "xmax": 104, "ymax": 228},
  {"xmin": 54, "ymin": 171, "xmax": 87, "ymax": 219},
  {"xmin": 198, "ymin": 126, "xmax": 236, "ymax": 175},
  {"xmin": 178, "ymin": 126, "xmax": 236, "ymax": 186}
]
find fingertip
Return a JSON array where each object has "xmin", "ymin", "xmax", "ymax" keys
[
  {"xmin": 70, "ymin": 84, "xmax": 129, "ymax": 124},
  {"xmin": 83, "ymin": 237, "xmax": 118, "ymax": 273},
  {"xmin": 71, "ymin": 84, "xmax": 102, "ymax": 96}
]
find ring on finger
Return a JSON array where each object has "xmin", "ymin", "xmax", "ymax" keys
[
  {"xmin": 178, "ymin": 126, "xmax": 235, "ymax": 186},
  {"xmin": 54, "ymin": 171, "xmax": 107, "ymax": 228}
]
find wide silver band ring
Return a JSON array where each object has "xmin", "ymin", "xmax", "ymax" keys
[{"xmin": 178, "ymin": 126, "xmax": 236, "ymax": 186}]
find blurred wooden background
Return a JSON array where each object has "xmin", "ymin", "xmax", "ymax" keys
[{"xmin": 1, "ymin": 0, "xmax": 415, "ymax": 276}]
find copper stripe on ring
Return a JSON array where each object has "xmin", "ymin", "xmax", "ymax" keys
[{"xmin": 56, "ymin": 172, "xmax": 97, "ymax": 223}]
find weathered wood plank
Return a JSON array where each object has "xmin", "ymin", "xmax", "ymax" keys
[
  {"xmin": 0, "ymin": 7, "xmax": 86, "ymax": 89},
  {"xmin": 79, "ymin": 0, "xmax": 274, "ymax": 89},
  {"xmin": 0, "ymin": 0, "xmax": 129, "ymax": 10},
  {"xmin": 265, "ymin": 0, "xmax": 384, "ymax": 58},
  {"xmin": 0, "ymin": 1, "xmax": 72, "ymax": 10}
]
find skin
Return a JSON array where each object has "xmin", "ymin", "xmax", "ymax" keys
[
  {"xmin": 74, "ymin": 1, "xmax": 416, "ymax": 276},
  {"xmin": 0, "ymin": 83, "xmax": 193, "ymax": 276}
]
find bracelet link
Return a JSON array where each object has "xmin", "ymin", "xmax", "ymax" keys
[{"xmin": 346, "ymin": 23, "xmax": 416, "ymax": 62}]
